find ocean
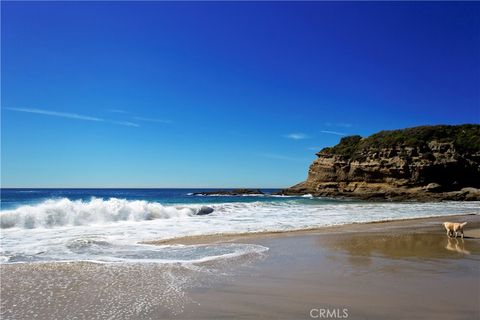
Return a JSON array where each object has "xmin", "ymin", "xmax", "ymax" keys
[{"xmin": 1, "ymin": 188, "xmax": 478, "ymax": 265}]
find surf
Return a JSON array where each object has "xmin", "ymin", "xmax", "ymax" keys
[{"xmin": 0, "ymin": 197, "xmax": 206, "ymax": 229}]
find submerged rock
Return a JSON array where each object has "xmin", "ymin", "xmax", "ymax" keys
[{"xmin": 196, "ymin": 206, "xmax": 214, "ymax": 215}]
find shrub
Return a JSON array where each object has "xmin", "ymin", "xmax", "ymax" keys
[{"xmin": 319, "ymin": 124, "xmax": 480, "ymax": 158}]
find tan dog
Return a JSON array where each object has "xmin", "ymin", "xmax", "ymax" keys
[{"xmin": 443, "ymin": 222, "xmax": 467, "ymax": 238}]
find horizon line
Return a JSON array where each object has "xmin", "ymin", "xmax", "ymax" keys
[{"xmin": 0, "ymin": 186, "xmax": 287, "ymax": 189}]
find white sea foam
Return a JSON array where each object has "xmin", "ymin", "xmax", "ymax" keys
[
  {"xmin": 1, "ymin": 198, "xmax": 478, "ymax": 264},
  {"xmin": 2, "ymin": 240, "xmax": 268, "ymax": 265},
  {"xmin": 0, "ymin": 198, "xmax": 201, "ymax": 229}
]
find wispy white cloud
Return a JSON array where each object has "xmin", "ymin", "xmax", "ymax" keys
[
  {"xmin": 260, "ymin": 153, "xmax": 309, "ymax": 162},
  {"xmin": 109, "ymin": 120, "xmax": 140, "ymax": 127},
  {"xmin": 133, "ymin": 116, "xmax": 173, "ymax": 124},
  {"xmin": 107, "ymin": 109, "xmax": 173, "ymax": 125},
  {"xmin": 285, "ymin": 133, "xmax": 309, "ymax": 140},
  {"xmin": 108, "ymin": 109, "xmax": 131, "ymax": 114},
  {"xmin": 324, "ymin": 122, "xmax": 352, "ymax": 128},
  {"xmin": 320, "ymin": 130, "xmax": 347, "ymax": 136},
  {"xmin": 5, "ymin": 107, "xmax": 139, "ymax": 127},
  {"xmin": 5, "ymin": 107, "xmax": 103, "ymax": 122}
]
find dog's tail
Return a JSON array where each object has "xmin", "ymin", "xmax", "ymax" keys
[{"xmin": 460, "ymin": 222, "xmax": 468, "ymax": 227}]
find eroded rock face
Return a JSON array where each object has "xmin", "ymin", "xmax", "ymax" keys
[{"xmin": 280, "ymin": 125, "xmax": 480, "ymax": 201}]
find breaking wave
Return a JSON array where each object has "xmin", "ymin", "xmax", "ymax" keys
[{"xmin": 0, "ymin": 198, "xmax": 205, "ymax": 229}]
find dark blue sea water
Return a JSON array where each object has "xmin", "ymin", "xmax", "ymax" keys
[{"xmin": 0, "ymin": 188, "xmax": 286, "ymax": 210}]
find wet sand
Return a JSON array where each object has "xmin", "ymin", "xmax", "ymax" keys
[
  {"xmin": 144, "ymin": 213, "xmax": 480, "ymax": 245},
  {"xmin": 2, "ymin": 214, "xmax": 479, "ymax": 319},
  {"xmin": 183, "ymin": 214, "xmax": 480, "ymax": 320}
]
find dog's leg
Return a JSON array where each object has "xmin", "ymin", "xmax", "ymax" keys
[{"xmin": 461, "ymin": 231, "xmax": 464, "ymax": 239}]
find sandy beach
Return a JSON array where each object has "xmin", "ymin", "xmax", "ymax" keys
[
  {"xmin": 3, "ymin": 1, "xmax": 480, "ymax": 319},
  {"xmin": 1, "ymin": 214, "xmax": 479, "ymax": 320}
]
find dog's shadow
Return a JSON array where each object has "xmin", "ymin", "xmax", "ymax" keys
[{"xmin": 445, "ymin": 238, "xmax": 471, "ymax": 255}]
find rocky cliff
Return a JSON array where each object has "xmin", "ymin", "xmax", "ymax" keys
[{"xmin": 280, "ymin": 125, "xmax": 480, "ymax": 201}]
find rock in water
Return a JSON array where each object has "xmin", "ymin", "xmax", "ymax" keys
[
  {"xmin": 424, "ymin": 183, "xmax": 443, "ymax": 192},
  {"xmin": 278, "ymin": 124, "xmax": 480, "ymax": 201},
  {"xmin": 193, "ymin": 189, "xmax": 264, "ymax": 196},
  {"xmin": 197, "ymin": 206, "xmax": 214, "ymax": 215}
]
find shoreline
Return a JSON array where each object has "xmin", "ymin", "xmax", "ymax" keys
[
  {"xmin": 143, "ymin": 213, "xmax": 479, "ymax": 246},
  {"xmin": 2, "ymin": 214, "xmax": 479, "ymax": 319},
  {"xmin": 182, "ymin": 214, "xmax": 480, "ymax": 319}
]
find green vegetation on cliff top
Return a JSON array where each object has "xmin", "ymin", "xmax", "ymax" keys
[{"xmin": 320, "ymin": 124, "xmax": 480, "ymax": 157}]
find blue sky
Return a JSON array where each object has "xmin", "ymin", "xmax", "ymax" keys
[{"xmin": 2, "ymin": 2, "xmax": 479, "ymax": 188}]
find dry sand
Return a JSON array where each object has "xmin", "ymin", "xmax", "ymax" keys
[{"xmin": 1, "ymin": 214, "xmax": 479, "ymax": 319}]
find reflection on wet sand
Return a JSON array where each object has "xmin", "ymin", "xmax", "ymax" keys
[
  {"xmin": 445, "ymin": 238, "xmax": 471, "ymax": 255},
  {"xmin": 319, "ymin": 231, "xmax": 479, "ymax": 260}
]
